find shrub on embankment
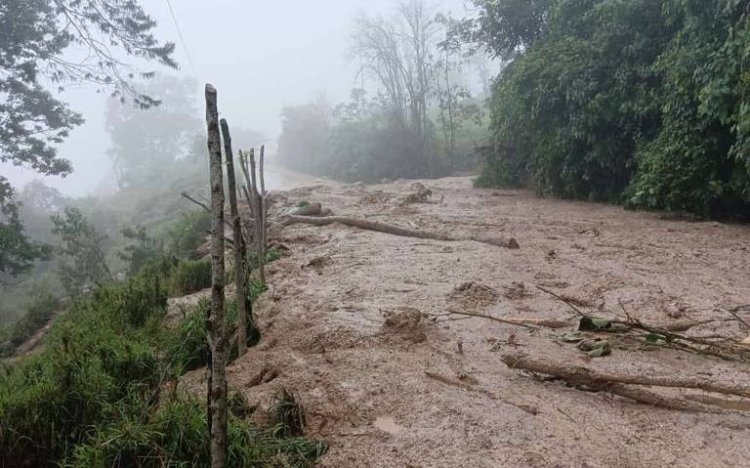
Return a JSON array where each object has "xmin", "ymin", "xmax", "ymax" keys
[{"xmin": 0, "ymin": 263, "xmax": 323, "ymax": 467}]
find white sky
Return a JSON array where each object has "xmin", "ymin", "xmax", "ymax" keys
[{"xmin": 2, "ymin": 0, "xmax": 480, "ymax": 196}]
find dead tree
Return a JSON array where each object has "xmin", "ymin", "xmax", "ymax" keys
[
  {"xmin": 220, "ymin": 118, "xmax": 249, "ymax": 358},
  {"xmin": 205, "ymin": 84, "xmax": 228, "ymax": 467}
]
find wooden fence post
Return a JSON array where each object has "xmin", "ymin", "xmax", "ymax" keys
[
  {"xmin": 220, "ymin": 118, "xmax": 248, "ymax": 358},
  {"xmin": 205, "ymin": 83, "xmax": 228, "ymax": 468}
]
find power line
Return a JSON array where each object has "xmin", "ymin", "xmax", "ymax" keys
[{"xmin": 165, "ymin": 0, "xmax": 196, "ymax": 75}]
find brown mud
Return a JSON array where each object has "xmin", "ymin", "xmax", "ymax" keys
[{"xmin": 181, "ymin": 176, "xmax": 750, "ymax": 468}]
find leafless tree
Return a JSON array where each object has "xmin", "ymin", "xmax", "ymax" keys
[{"xmin": 352, "ymin": 0, "xmax": 439, "ymax": 144}]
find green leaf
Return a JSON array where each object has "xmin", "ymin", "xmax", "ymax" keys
[
  {"xmin": 587, "ymin": 342, "xmax": 611, "ymax": 357},
  {"xmin": 560, "ymin": 332, "xmax": 585, "ymax": 343},
  {"xmin": 578, "ymin": 317, "xmax": 612, "ymax": 331},
  {"xmin": 643, "ymin": 332, "xmax": 667, "ymax": 344}
]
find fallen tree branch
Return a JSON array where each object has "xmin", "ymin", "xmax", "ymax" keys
[
  {"xmin": 182, "ymin": 191, "xmax": 211, "ymax": 213},
  {"xmin": 723, "ymin": 307, "xmax": 750, "ymax": 331},
  {"xmin": 183, "ymin": 192, "xmax": 235, "ymax": 232},
  {"xmin": 442, "ymin": 309, "xmax": 570, "ymax": 329},
  {"xmin": 501, "ymin": 353, "xmax": 750, "ymax": 399},
  {"xmin": 536, "ymin": 285, "xmax": 586, "ymax": 317},
  {"xmin": 280, "ymin": 215, "xmax": 520, "ymax": 249},
  {"xmin": 538, "ymin": 285, "xmax": 749, "ymax": 361}
]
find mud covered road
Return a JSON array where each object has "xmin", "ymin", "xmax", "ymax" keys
[{"xmin": 185, "ymin": 176, "xmax": 750, "ymax": 467}]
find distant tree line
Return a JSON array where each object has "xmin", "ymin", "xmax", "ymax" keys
[
  {"xmin": 277, "ymin": 0, "xmax": 490, "ymax": 183},
  {"xmin": 465, "ymin": 0, "xmax": 750, "ymax": 217}
]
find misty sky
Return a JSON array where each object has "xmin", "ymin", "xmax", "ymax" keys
[{"xmin": 3, "ymin": 0, "xmax": 480, "ymax": 196}]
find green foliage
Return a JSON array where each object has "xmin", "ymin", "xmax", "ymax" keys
[
  {"xmin": 118, "ymin": 225, "xmax": 165, "ymax": 276},
  {"xmin": 166, "ymin": 278, "xmax": 267, "ymax": 375},
  {"xmin": 0, "ymin": 265, "xmax": 323, "ymax": 467},
  {"xmin": 627, "ymin": 0, "xmax": 750, "ymax": 216},
  {"xmin": 246, "ymin": 247, "xmax": 284, "ymax": 273},
  {"xmin": 165, "ymin": 299, "xmax": 212, "ymax": 373},
  {"xmin": 51, "ymin": 207, "xmax": 112, "ymax": 296},
  {"xmin": 272, "ymin": 389, "xmax": 306, "ymax": 439},
  {"xmin": 0, "ymin": 281, "xmax": 164, "ymax": 466},
  {"xmin": 0, "ymin": 0, "xmax": 175, "ymax": 276},
  {"xmin": 473, "ymin": 0, "xmax": 750, "ymax": 217},
  {"xmin": 0, "ymin": 293, "xmax": 59, "ymax": 355},
  {"xmin": 278, "ymin": 89, "xmax": 485, "ymax": 183},
  {"xmin": 169, "ymin": 259, "xmax": 212, "ymax": 296},
  {"xmin": 165, "ymin": 211, "xmax": 212, "ymax": 259},
  {"xmin": 0, "ymin": 178, "xmax": 51, "ymax": 277}
]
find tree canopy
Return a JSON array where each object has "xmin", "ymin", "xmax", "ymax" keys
[
  {"xmin": 0, "ymin": 0, "xmax": 176, "ymax": 275},
  {"xmin": 471, "ymin": 0, "xmax": 750, "ymax": 217}
]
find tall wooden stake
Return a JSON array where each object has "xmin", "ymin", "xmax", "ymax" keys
[
  {"xmin": 249, "ymin": 149, "xmax": 265, "ymax": 284},
  {"xmin": 205, "ymin": 84, "xmax": 228, "ymax": 468},
  {"xmin": 220, "ymin": 118, "xmax": 248, "ymax": 357},
  {"xmin": 258, "ymin": 145, "xmax": 267, "ymax": 284}
]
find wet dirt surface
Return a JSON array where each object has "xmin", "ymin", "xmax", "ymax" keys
[{"xmin": 183, "ymin": 176, "xmax": 750, "ymax": 467}]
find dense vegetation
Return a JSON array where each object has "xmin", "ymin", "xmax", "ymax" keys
[
  {"xmin": 0, "ymin": 241, "xmax": 323, "ymax": 467},
  {"xmin": 469, "ymin": 0, "xmax": 750, "ymax": 217}
]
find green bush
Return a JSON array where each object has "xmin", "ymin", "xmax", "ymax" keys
[
  {"xmin": 0, "ymin": 294, "xmax": 161, "ymax": 466},
  {"xmin": 472, "ymin": 0, "xmax": 750, "ymax": 217},
  {"xmin": 2, "ymin": 293, "xmax": 60, "ymax": 353},
  {"xmin": 166, "ymin": 285, "xmax": 266, "ymax": 375},
  {"xmin": 165, "ymin": 299, "xmax": 212, "ymax": 373},
  {"xmin": 169, "ymin": 259, "xmax": 212, "ymax": 296},
  {"xmin": 166, "ymin": 211, "xmax": 212, "ymax": 259},
  {"xmin": 67, "ymin": 391, "xmax": 325, "ymax": 467},
  {"xmin": 0, "ymin": 270, "xmax": 323, "ymax": 467}
]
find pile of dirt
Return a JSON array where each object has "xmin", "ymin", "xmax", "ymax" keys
[
  {"xmin": 358, "ymin": 190, "xmax": 392, "ymax": 205},
  {"xmin": 448, "ymin": 281, "xmax": 499, "ymax": 309},
  {"xmin": 380, "ymin": 307, "xmax": 428, "ymax": 343},
  {"xmin": 399, "ymin": 182, "xmax": 432, "ymax": 205},
  {"xmin": 503, "ymin": 281, "xmax": 532, "ymax": 300}
]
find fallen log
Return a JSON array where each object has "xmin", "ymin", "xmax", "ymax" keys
[
  {"xmin": 501, "ymin": 353, "xmax": 750, "ymax": 399},
  {"xmin": 443, "ymin": 309, "xmax": 568, "ymax": 329},
  {"xmin": 280, "ymin": 215, "xmax": 520, "ymax": 249},
  {"xmin": 599, "ymin": 382, "xmax": 722, "ymax": 413}
]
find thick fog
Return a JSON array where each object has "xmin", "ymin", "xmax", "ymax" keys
[{"xmin": 2, "ymin": 0, "xmax": 477, "ymax": 197}]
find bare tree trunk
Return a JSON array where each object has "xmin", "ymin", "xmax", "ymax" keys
[
  {"xmin": 249, "ymin": 150, "xmax": 266, "ymax": 284},
  {"xmin": 205, "ymin": 84, "xmax": 228, "ymax": 468},
  {"xmin": 258, "ymin": 145, "xmax": 267, "ymax": 284},
  {"xmin": 220, "ymin": 118, "xmax": 248, "ymax": 358}
]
